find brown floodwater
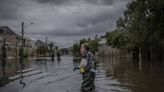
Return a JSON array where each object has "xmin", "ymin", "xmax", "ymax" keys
[
  {"xmin": 98, "ymin": 56, "xmax": 164, "ymax": 92},
  {"xmin": 0, "ymin": 56, "xmax": 164, "ymax": 92}
]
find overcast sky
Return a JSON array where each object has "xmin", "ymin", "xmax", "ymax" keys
[{"xmin": 0, "ymin": 0, "xmax": 130, "ymax": 48}]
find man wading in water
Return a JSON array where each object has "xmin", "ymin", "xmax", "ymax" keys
[{"xmin": 79, "ymin": 43, "xmax": 96, "ymax": 92}]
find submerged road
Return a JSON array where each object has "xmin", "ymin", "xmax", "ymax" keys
[{"xmin": 1, "ymin": 56, "xmax": 164, "ymax": 92}]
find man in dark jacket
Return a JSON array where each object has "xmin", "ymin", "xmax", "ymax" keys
[{"xmin": 80, "ymin": 43, "xmax": 96, "ymax": 92}]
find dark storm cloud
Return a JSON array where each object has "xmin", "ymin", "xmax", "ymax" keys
[
  {"xmin": 84, "ymin": 0, "xmax": 113, "ymax": 5},
  {"xmin": 26, "ymin": 11, "xmax": 115, "ymax": 37},
  {"xmin": 26, "ymin": 1, "xmax": 126, "ymax": 37},
  {"xmin": 33, "ymin": 0, "xmax": 71, "ymax": 5},
  {"xmin": 0, "ymin": 0, "xmax": 23, "ymax": 20},
  {"xmin": 33, "ymin": 0, "xmax": 123, "ymax": 5},
  {"xmin": 0, "ymin": 0, "xmax": 131, "ymax": 47}
]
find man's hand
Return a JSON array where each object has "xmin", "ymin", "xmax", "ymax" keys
[{"xmin": 73, "ymin": 65, "xmax": 80, "ymax": 71}]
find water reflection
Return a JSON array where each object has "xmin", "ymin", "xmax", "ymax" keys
[
  {"xmin": 98, "ymin": 55, "xmax": 164, "ymax": 92},
  {"xmin": 57, "ymin": 57, "xmax": 61, "ymax": 63},
  {"xmin": 1, "ymin": 46, "xmax": 7, "ymax": 79},
  {"xmin": 0, "ymin": 45, "xmax": 10, "ymax": 86},
  {"xmin": 19, "ymin": 57, "xmax": 26, "ymax": 88},
  {"xmin": 0, "ymin": 56, "xmax": 164, "ymax": 92},
  {"xmin": 19, "ymin": 69, "xmax": 26, "ymax": 88}
]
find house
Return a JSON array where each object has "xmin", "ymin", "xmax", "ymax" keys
[
  {"xmin": 0, "ymin": 26, "xmax": 21, "ymax": 47},
  {"xmin": 35, "ymin": 40, "xmax": 50, "ymax": 56},
  {"xmin": 0, "ymin": 26, "xmax": 35, "ymax": 57},
  {"xmin": 35, "ymin": 40, "xmax": 47, "ymax": 47}
]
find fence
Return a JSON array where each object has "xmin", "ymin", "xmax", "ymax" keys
[{"xmin": 97, "ymin": 45, "xmax": 132, "ymax": 63}]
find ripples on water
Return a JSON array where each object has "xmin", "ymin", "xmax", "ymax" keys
[{"xmin": 0, "ymin": 56, "xmax": 164, "ymax": 92}]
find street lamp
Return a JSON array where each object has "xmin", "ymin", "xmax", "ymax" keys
[{"xmin": 24, "ymin": 22, "xmax": 34, "ymax": 29}]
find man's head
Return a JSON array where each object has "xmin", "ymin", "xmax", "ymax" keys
[{"xmin": 80, "ymin": 43, "xmax": 90, "ymax": 55}]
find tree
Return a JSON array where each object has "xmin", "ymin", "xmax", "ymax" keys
[
  {"xmin": 48, "ymin": 42, "xmax": 54, "ymax": 55},
  {"xmin": 36, "ymin": 46, "xmax": 48, "ymax": 57},
  {"xmin": 105, "ymin": 0, "xmax": 164, "ymax": 60},
  {"xmin": 72, "ymin": 43, "xmax": 80, "ymax": 57},
  {"xmin": 72, "ymin": 37, "xmax": 100, "ymax": 56}
]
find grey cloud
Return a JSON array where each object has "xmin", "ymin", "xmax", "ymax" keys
[
  {"xmin": 0, "ymin": 0, "xmax": 23, "ymax": 20},
  {"xmin": 27, "ymin": 19, "xmax": 113, "ymax": 37},
  {"xmin": 33, "ymin": 0, "xmax": 124, "ymax": 5},
  {"xmin": 25, "ymin": 1, "xmax": 127, "ymax": 37},
  {"xmin": 75, "ymin": 10, "xmax": 115, "ymax": 28},
  {"xmin": 33, "ymin": 0, "xmax": 72, "ymax": 5},
  {"xmin": 0, "ymin": 0, "xmax": 131, "ymax": 47},
  {"xmin": 84, "ymin": 0, "xmax": 113, "ymax": 5}
]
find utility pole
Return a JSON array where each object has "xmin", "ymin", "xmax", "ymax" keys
[
  {"xmin": 0, "ymin": 28, "xmax": 7, "ymax": 79},
  {"xmin": 22, "ymin": 21, "xmax": 24, "ymax": 43},
  {"xmin": 20, "ymin": 21, "xmax": 24, "ymax": 66},
  {"xmin": 45, "ymin": 36, "xmax": 48, "ymax": 57},
  {"xmin": 45, "ymin": 36, "xmax": 48, "ymax": 45},
  {"xmin": 19, "ymin": 21, "xmax": 33, "ymax": 68}
]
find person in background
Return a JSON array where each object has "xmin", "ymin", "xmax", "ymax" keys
[{"xmin": 57, "ymin": 51, "xmax": 61, "ymax": 61}]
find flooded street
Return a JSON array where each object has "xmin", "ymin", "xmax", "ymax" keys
[
  {"xmin": 0, "ymin": 56, "xmax": 164, "ymax": 92},
  {"xmin": 0, "ymin": 0, "xmax": 164, "ymax": 91}
]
